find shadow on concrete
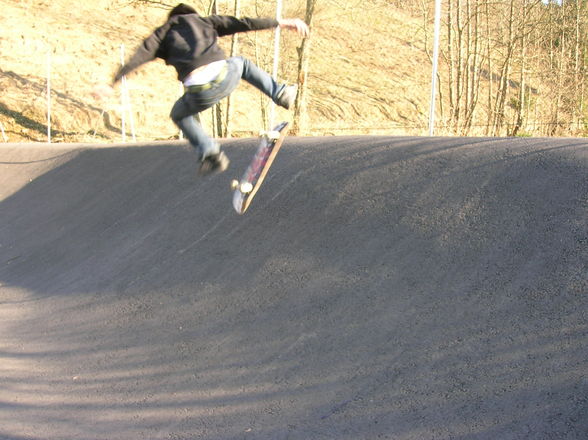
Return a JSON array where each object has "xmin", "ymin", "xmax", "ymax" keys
[{"xmin": 0, "ymin": 136, "xmax": 586, "ymax": 439}]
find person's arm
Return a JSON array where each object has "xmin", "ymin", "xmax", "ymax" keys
[
  {"xmin": 92, "ymin": 24, "xmax": 170, "ymax": 101},
  {"xmin": 278, "ymin": 18, "xmax": 310, "ymax": 37},
  {"xmin": 112, "ymin": 23, "xmax": 170, "ymax": 86},
  {"xmin": 206, "ymin": 15, "xmax": 309, "ymax": 38}
]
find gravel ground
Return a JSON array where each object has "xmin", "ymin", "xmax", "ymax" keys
[{"xmin": 0, "ymin": 136, "xmax": 587, "ymax": 440}]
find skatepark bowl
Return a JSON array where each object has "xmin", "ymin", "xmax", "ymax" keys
[{"xmin": 0, "ymin": 135, "xmax": 587, "ymax": 439}]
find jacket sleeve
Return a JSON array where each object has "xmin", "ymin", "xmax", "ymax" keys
[
  {"xmin": 204, "ymin": 15, "xmax": 279, "ymax": 37},
  {"xmin": 112, "ymin": 23, "xmax": 170, "ymax": 84}
]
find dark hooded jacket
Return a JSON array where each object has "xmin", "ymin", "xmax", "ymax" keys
[{"xmin": 113, "ymin": 13, "xmax": 278, "ymax": 83}]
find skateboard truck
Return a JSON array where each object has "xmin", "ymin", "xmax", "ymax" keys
[
  {"xmin": 231, "ymin": 180, "xmax": 253, "ymax": 194},
  {"xmin": 262, "ymin": 130, "xmax": 281, "ymax": 140}
]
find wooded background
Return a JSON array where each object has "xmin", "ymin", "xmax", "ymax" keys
[
  {"xmin": 191, "ymin": 0, "xmax": 588, "ymax": 137},
  {"xmin": 406, "ymin": 0, "xmax": 587, "ymax": 136},
  {"xmin": 1, "ymin": 0, "xmax": 586, "ymax": 141}
]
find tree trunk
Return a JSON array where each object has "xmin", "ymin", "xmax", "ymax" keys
[
  {"xmin": 293, "ymin": 0, "xmax": 317, "ymax": 135},
  {"xmin": 225, "ymin": 0, "xmax": 241, "ymax": 138}
]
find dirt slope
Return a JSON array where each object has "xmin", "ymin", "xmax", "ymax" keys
[{"xmin": 0, "ymin": 0, "xmax": 430, "ymax": 142}]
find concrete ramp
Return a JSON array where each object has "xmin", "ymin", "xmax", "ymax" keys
[{"xmin": 0, "ymin": 136, "xmax": 587, "ymax": 439}]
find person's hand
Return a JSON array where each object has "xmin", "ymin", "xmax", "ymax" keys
[
  {"xmin": 278, "ymin": 18, "xmax": 310, "ymax": 38},
  {"xmin": 91, "ymin": 84, "xmax": 115, "ymax": 101}
]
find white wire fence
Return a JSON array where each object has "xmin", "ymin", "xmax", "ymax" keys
[
  {"xmin": 5, "ymin": 1, "xmax": 582, "ymax": 143},
  {"xmin": 29, "ymin": 46, "xmax": 139, "ymax": 144},
  {"xmin": 0, "ymin": 122, "xmax": 7, "ymax": 142},
  {"xmin": 28, "ymin": 0, "xmax": 439, "ymax": 144}
]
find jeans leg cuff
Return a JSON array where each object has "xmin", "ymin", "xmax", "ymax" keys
[{"xmin": 200, "ymin": 141, "xmax": 221, "ymax": 160}]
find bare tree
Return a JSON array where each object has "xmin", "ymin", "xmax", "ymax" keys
[
  {"xmin": 224, "ymin": 0, "xmax": 241, "ymax": 137},
  {"xmin": 442, "ymin": 0, "xmax": 485, "ymax": 135},
  {"xmin": 293, "ymin": 0, "xmax": 317, "ymax": 134},
  {"xmin": 206, "ymin": 0, "xmax": 226, "ymax": 138}
]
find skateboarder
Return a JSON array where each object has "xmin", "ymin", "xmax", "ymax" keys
[{"xmin": 94, "ymin": 3, "xmax": 309, "ymax": 175}]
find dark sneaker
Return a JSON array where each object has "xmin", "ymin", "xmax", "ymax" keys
[
  {"xmin": 199, "ymin": 151, "xmax": 230, "ymax": 176},
  {"xmin": 276, "ymin": 84, "xmax": 298, "ymax": 110}
]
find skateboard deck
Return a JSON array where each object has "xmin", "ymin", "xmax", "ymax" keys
[{"xmin": 231, "ymin": 121, "xmax": 289, "ymax": 214}]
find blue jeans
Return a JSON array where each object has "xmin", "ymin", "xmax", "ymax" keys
[{"xmin": 170, "ymin": 56, "xmax": 286, "ymax": 159}]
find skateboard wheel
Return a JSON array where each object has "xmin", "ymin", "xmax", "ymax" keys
[
  {"xmin": 260, "ymin": 130, "xmax": 280, "ymax": 140},
  {"xmin": 267, "ymin": 130, "xmax": 280, "ymax": 140},
  {"xmin": 240, "ymin": 182, "xmax": 253, "ymax": 193},
  {"xmin": 231, "ymin": 179, "xmax": 239, "ymax": 190}
]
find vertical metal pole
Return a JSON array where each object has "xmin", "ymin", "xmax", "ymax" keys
[
  {"xmin": 120, "ymin": 45, "xmax": 126, "ymax": 142},
  {"xmin": 226, "ymin": 0, "xmax": 241, "ymax": 137},
  {"xmin": 0, "ymin": 122, "xmax": 7, "ymax": 142},
  {"xmin": 269, "ymin": 0, "xmax": 283, "ymax": 128},
  {"xmin": 47, "ymin": 50, "xmax": 51, "ymax": 143},
  {"xmin": 179, "ymin": 82, "xmax": 184, "ymax": 140},
  {"xmin": 119, "ymin": 44, "xmax": 136, "ymax": 142},
  {"xmin": 125, "ymin": 75, "xmax": 136, "ymax": 142},
  {"xmin": 429, "ymin": 0, "xmax": 442, "ymax": 136},
  {"xmin": 128, "ymin": 88, "xmax": 136, "ymax": 141}
]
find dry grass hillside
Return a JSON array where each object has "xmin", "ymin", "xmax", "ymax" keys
[{"xmin": 0, "ymin": 0, "xmax": 433, "ymax": 143}]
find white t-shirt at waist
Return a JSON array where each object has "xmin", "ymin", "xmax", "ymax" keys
[{"xmin": 183, "ymin": 60, "xmax": 227, "ymax": 86}]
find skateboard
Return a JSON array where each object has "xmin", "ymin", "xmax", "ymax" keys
[{"xmin": 231, "ymin": 121, "xmax": 289, "ymax": 214}]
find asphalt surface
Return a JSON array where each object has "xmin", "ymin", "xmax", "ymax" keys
[{"xmin": 0, "ymin": 135, "xmax": 587, "ymax": 440}]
